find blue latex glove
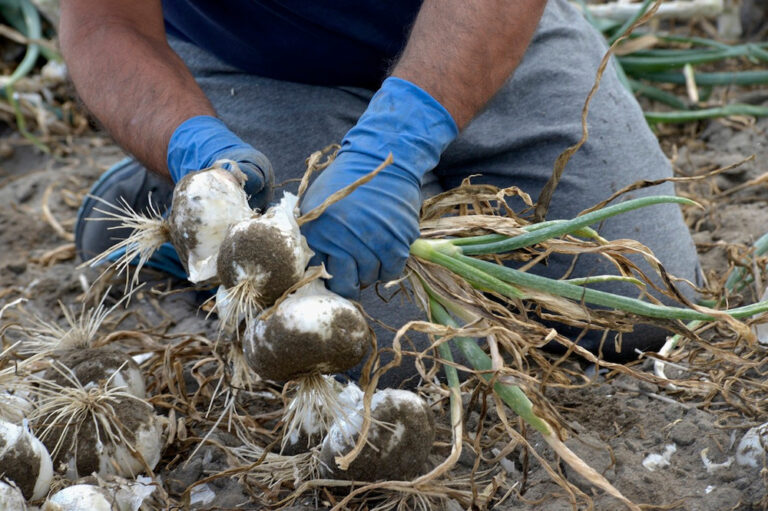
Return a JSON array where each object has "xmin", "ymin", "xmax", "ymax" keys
[
  {"xmin": 167, "ymin": 115, "xmax": 274, "ymax": 211},
  {"xmin": 300, "ymin": 77, "xmax": 458, "ymax": 298}
]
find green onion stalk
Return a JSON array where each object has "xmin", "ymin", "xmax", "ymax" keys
[
  {"xmin": 411, "ymin": 194, "xmax": 768, "ymax": 326},
  {"xmin": 426, "ymin": 294, "xmax": 640, "ymax": 510},
  {"xmin": 644, "ymin": 104, "xmax": 768, "ymax": 124},
  {"xmin": 0, "ymin": 0, "xmax": 49, "ymax": 152}
]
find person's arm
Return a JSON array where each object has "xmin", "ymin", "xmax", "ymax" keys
[
  {"xmin": 59, "ymin": 0, "xmax": 273, "ymax": 209},
  {"xmin": 60, "ymin": 0, "xmax": 213, "ymax": 178},
  {"xmin": 301, "ymin": 0, "xmax": 548, "ymax": 298},
  {"xmin": 393, "ymin": 0, "xmax": 547, "ymax": 129}
]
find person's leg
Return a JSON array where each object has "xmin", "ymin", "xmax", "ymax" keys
[{"xmin": 432, "ymin": 0, "xmax": 703, "ymax": 358}]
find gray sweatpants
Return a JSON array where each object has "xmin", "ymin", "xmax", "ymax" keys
[{"xmin": 168, "ymin": 0, "xmax": 701, "ymax": 384}]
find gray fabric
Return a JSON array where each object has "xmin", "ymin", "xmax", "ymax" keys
[{"xmin": 167, "ymin": 0, "xmax": 702, "ymax": 385}]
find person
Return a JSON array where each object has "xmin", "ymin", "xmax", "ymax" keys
[{"xmin": 63, "ymin": 0, "xmax": 702, "ymax": 384}]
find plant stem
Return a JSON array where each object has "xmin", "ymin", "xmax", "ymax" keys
[
  {"xmin": 565, "ymin": 275, "xmax": 645, "ymax": 287},
  {"xmin": 460, "ymin": 195, "xmax": 695, "ymax": 256},
  {"xmin": 2, "ymin": 0, "xmax": 41, "ymax": 89},
  {"xmin": 636, "ymin": 70, "xmax": 768, "ymax": 86},
  {"xmin": 629, "ymin": 78, "xmax": 690, "ymax": 110},
  {"xmin": 455, "ymin": 254, "xmax": 768, "ymax": 320},
  {"xmin": 410, "ymin": 239, "xmax": 525, "ymax": 299},
  {"xmin": 618, "ymin": 45, "xmax": 767, "ymax": 73},
  {"xmin": 448, "ymin": 221, "xmax": 603, "ymax": 248},
  {"xmin": 607, "ymin": 0, "xmax": 654, "ymax": 45},
  {"xmin": 428, "ymin": 296, "xmax": 551, "ymax": 434},
  {"xmin": 645, "ymin": 104, "xmax": 768, "ymax": 123}
]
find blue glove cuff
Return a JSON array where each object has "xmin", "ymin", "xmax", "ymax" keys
[
  {"xmin": 343, "ymin": 76, "xmax": 459, "ymax": 181},
  {"xmin": 167, "ymin": 115, "xmax": 255, "ymax": 183}
]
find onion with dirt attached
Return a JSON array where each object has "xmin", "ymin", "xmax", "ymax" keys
[
  {"xmin": 215, "ymin": 193, "xmax": 313, "ymax": 331},
  {"xmin": 42, "ymin": 485, "xmax": 115, "ymax": 511},
  {"xmin": 89, "ymin": 165, "xmax": 254, "ymax": 286},
  {"xmin": 45, "ymin": 347, "xmax": 146, "ymax": 399},
  {"xmin": 168, "ymin": 166, "xmax": 255, "ymax": 283},
  {"xmin": 0, "ymin": 480, "xmax": 27, "ymax": 510},
  {"xmin": 243, "ymin": 279, "xmax": 369, "ymax": 382},
  {"xmin": 42, "ymin": 477, "xmax": 155, "ymax": 511},
  {"xmin": 30, "ymin": 369, "xmax": 163, "ymax": 481},
  {"xmin": 319, "ymin": 389, "xmax": 435, "ymax": 482},
  {"xmin": 0, "ymin": 419, "xmax": 54, "ymax": 500},
  {"xmin": 241, "ymin": 277, "xmax": 370, "ymax": 452}
]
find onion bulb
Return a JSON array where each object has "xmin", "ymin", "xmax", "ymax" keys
[
  {"xmin": 168, "ymin": 167, "xmax": 254, "ymax": 283},
  {"xmin": 43, "ymin": 485, "xmax": 115, "ymax": 511},
  {"xmin": 0, "ymin": 480, "xmax": 27, "ymax": 510},
  {"xmin": 30, "ymin": 372, "xmax": 163, "ymax": 481},
  {"xmin": 88, "ymin": 165, "xmax": 254, "ymax": 286},
  {"xmin": 45, "ymin": 347, "xmax": 146, "ymax": 399},
  {"xmin": 215, "ymin": 193, "xmax": 312, "ymax": 331},
  {"xmin": 244, "ymin": 279, "xmax": 369, "ymax": 381},
  {"xmin": 42, "ymin": 477, "xmax": 155, "ymax": 511},
  {"xmin": 319, "ymin": 389, "xmax": 435, "ymax": 481},
  {"xmin": 0, "ymin": 419, "xmax": 54, "ymax": 500}
]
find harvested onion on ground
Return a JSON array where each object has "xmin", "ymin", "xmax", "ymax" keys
[
  {"xmin": 42, "ymin": 477, "xmax": 155, "ymax": 511},
  {"xmin": 29, "ymin": 368, "xmax": 163, "ymax": 480},
  {"xmin": 0, "ymin": 419, "xmax": 54, "ymax": 500},
  {"xmin": 44, "ymin": 348, "xmax": 146, "ymax": 399},
  {"xmin": 42, "ymin": 485, "xmax": 115, "ymax": 511},
  {"xmin": 319, "ymin": 389, "xmax": 435, "ymax": 481},
  {"xmin": 0, "ymin": 480, "xmax": 27, "ymax": 510}
]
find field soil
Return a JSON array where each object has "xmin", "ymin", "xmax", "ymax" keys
[{"xmin": 1, "ymin": 68, "xmax": 768, "ymax": 511}]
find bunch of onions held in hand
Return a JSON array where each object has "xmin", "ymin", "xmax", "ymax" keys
[{"xmin": 87, "ymin": 163, "xmax": 376, "ymax": 459}]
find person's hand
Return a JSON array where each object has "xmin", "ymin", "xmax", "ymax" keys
[
  {"xmin": 300, "ymin": 77, "xmax": 458, "ymax": 298},
  {"xmin": 167, "ymin": 115, "xmax": 274, "ymax": 211}
]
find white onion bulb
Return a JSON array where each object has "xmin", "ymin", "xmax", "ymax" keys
[
  {"xmin": 244, "ymin": 279, "xmax": 369, "ymax": 381},
  {"xmin": 217, "ymin": 193, "xmax": 312, "ymax": 308},
  {"xmin": 0, "ymin": 419, "xmax": 54, "ymax": 500},
  {"xmin": 0, "ymin": 480, "xmax": 27, "ymax": 510},
  {"xmin": 319, "ymin": 389, "xmax": 434, "ymax": 481},
  {"xmin": 168, "ymin": 167, "xmax": 254, "ymax": 283}
]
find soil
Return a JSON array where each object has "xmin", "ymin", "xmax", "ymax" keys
[{"xmin": 1, "ymin": 44, "xmax": 768, "ymax": 511}]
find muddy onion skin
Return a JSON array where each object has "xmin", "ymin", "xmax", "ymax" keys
[
  {"xmin": 168, "ymin": 167, "xmax": 254, "ymax": 283},
  {"xmin": 0, "ymin": 419, "xmax": 54, "ymax": 500},
  {"xmin": 243, "ymin": 280, "xmax": 369, "ymax": 381},
  {"xmin": 217, "ymin": 193, "xmax": 312, "ymax": 306},
  {"xmin": 319, "ymin": 389, "xmax": 435, "ymax": 482},
  {"xmin": 45, "ymin": 347, "xmax": 146, "ymax": 399},
  {"xmin": 43, "ymin": 397, "xmax": 163, "ymax": 480},
  {"xmin": 0, "ymin": 480, "xmax": 27, "ymax": 510},
  {"xmin": 43, "ymin": 485, "xmax": 114, "ymax": 511}
]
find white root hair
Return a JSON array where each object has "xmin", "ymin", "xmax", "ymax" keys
[
  {"xmin": 26, "ymin": 361, "xmax": 152, "ymax": 464},
  {"xmin": 84, "ymin": 195, "xmax": 169, "ymax": 291},
  {"xmin": 15, "ymin": 290, "xmax": 130, "ymax": 354},
  {"xmin": 213, "ymin": 279, "xmax": 264, "ymax": 338}
]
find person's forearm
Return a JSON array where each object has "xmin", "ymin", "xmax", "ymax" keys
[
  {"xmin": 392, "ymin": 0, "xmax": 547, "ymax": 129},
  {"xmin": 60, "ymin": 1, "xmax": 214, "ymax": 178}
]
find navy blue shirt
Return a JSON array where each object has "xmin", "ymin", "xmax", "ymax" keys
[{"xmin": 163, "ymin": 1, "xmax": 423, "ymax": 88}]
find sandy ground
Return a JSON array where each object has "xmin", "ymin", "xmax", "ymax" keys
[{"xmin": 1, "ymin": 103, "xmax": 767, "ymax": 510}]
